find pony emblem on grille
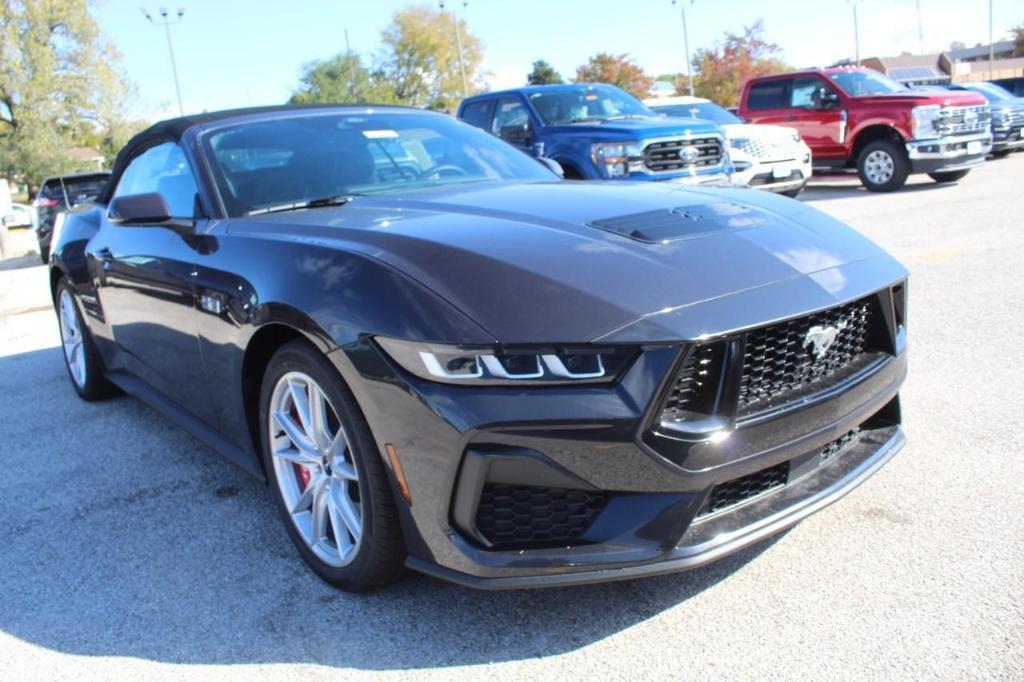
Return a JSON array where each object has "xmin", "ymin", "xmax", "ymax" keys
[{"xmin": 803, "ymin": 319, "xmax": 848, "ymax": 359}]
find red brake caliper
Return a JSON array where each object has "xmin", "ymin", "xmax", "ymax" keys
[{"xmin": 292, "ymin": 402, "xmax": 312, "ymax": 491}]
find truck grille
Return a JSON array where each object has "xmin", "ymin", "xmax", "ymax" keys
[
  {"xmin": 643, "ymin": 137, "xmax": 723, "ymax": 173},
  {"xmin": 738, "ymin": 297, "xmax": 874, "ymax": 414},
  {"xmin": 474, "ymin": 484, "xmax": 607, "ymax": 548},
  {"xmin": 992, "ymin": 107, "xmax": 1024, "ymax": 131},
  {"xmin": 737, "ymin": 136, "xmax": 801, "ymax": 162},
  {"xmin": 935, "ymin": 105, "xmax": 991, "ymax": 136}
]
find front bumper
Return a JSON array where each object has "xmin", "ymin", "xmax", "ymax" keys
[
  {"xmin": 992, "ymin": 125, "xmax": 1024, "ymax": 152},
  {"xmin": 730, "ymin": 142, "xmax": 812, "ymax": 194},
  {"xmin": 906, "ymin": 131, "xmax": 991, "ymax": 173},
  {"xmin": 331, "ymin": 283, "xmax": 908, "ymax": 589}
]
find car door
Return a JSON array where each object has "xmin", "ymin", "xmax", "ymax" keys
[
  {"xmin": 87, "ymin": 142, "xmax": 214, "ymax": 423},
  {"xmin": 784, "ymin": 76, "xmax": 846, "ymax": 158}
]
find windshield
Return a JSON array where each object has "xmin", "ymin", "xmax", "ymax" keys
[
  {"xmin": 203, "ymin": 111, "xmax": 554, "ymax": 217},
  {"xmin": 528, "ymin": 85, "xmax": 656, "ymax": 125},
  {"xmin": 64, "ymin": 175, "xmax": 110, "ymax": 205},
  {"xmin": 829, "ymin": 70, "xmax": 907, "ymax": 96},
  {"xmin": 964, "ymin": 82, "xmax": 1016, "ymax": 102},
  {"xmin": 649, "ymin": 102, "xmax": 741, "ymax": 125}
]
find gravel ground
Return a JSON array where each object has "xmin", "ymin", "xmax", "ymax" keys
[{"xmin": 1, "ymin": 157, "xmax": 1022, "ymax": 680}]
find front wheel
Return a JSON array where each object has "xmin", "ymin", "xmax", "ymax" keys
[
  {"xmin": 780, "ymin": 187, "xmax": 804, "ymax": 199},
  {"xmin": 928, "ymin": 169, "xmax": 971, "ymax": 183},
  {"xmin": 857, "ymin": 140, "xmax": 909, "ymax": 192},
  {"xmin": 56, "ymin": 279, "xmax": 114, "ymax": 400},
  {"xmin": 991, "ymin": 150, "xmax": 1011, "ymax": 159},
  {"xmin": 260, "ymin": 340, "xmax": 405, "ymax": 591}
]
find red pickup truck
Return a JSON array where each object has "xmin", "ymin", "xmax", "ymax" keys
[{"xmin": 738, "ymin": 67, "xmax": 992, "ymax": 192}]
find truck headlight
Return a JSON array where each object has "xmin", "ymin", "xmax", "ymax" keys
[
  {"xmin": 376, "ymin": 337, "xmax": 637, "ymax": 385},
  {"xmin": 591, "ymin": 142, "xmax": 643, "ymax": 178},
  {"xmin": 911, "ymin": 105, "xmax": 941, "ymax": 140}
]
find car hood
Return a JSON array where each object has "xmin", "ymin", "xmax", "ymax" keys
[
  {"xmin": 543, "ymin": 117, "xmax": 721, "ymax": 139},
  {"xmin": 851, "ymin": 90, "xmax": 987, "ymax": 108},
  {"xmin": 235, "ymin": 181, "xmax": 906, "ymax": 343}
]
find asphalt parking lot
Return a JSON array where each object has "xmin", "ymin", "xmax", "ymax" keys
[{"xmin": 1, "ymin": 158, "xmax": 1022, "ymax": 680}]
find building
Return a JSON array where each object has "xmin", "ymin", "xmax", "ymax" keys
[
  {"xmin": 64, "ymin": 147, "xmax": 105, "ymax": 171},
  {"xmin": 863, "ymin": 40, "xmax": 1024, "ymax": 95},
  {"xmin": 860, "ymin": 53, "xmax": 949, "ymax": 87}
]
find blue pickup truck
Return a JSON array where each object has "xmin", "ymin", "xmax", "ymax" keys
[{"xmin": 456, "ymin": 83, "xmax": 731, "ymax": 184}]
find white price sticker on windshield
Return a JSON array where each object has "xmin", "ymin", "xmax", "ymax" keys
[{"xmin": 363, "ymin": 130, "xmax": 399, "ymax": 139}]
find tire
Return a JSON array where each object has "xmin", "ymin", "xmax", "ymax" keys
[
  {"xmin": 928, "ymin": 169, "xmax": 971, "ymax": 183},
  {"xmin": 857, "ymin": 140, "xmax": 909, "ymax": 192},
  {"xmin": 781, "ymin": 187, "xmax": 803, "ymax": 199},
  {"xmin": 991, "ymin": 150, "xmax": 1010, "ymax": 159},
  {"xmin": 259, "ymin": 340, "xmax": 405, "ymax": 591},
  {"xmin": 55, "ymin": 278, "xmax": 114, "ymax": 401}
]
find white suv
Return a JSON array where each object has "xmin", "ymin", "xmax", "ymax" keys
[{"xmin": 645, "ymin": 96, "xmax": 813, "ymax": 198}]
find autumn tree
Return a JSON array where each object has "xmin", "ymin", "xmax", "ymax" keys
[
  {"xmin": 527, "ymin": 59, "xmax": 563, "ymax": 85},
  {"xmin": 0, "ymin": 1, "xmax": 134, "ymax": 184},
  {"xmin": 376, "ymin": 4, "xmax": 485, "ymax": 110},
  {"xmin": 574, "ymin": 53, "xmax": 655, "ymax": 98},
  {"xmin": 688, "ymin": 20, "xmax": 789, "ymax": 107}
]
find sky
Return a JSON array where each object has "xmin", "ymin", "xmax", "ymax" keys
[{"xmin": 91, "ymin": 0, "xmax": 1021, "ymax": 120}]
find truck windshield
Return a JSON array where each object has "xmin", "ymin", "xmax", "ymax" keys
[
  {"xmin": 202, "ymin": 111, "xmax": 555, "ymax": 217},
  {"xmin": 528, "ymin": 85, "xmax": 656, "ymax": 125},
  {"xmin": 963, "ymin": 82, "xmax": 1016, "ymax": 102},
  {"xmin": 649, "ymin": 102, "xmax": 742, "ymax": 125},
  {"xmin": 828, "ymin": 70, "xmax": 907, "ymax": 96}
]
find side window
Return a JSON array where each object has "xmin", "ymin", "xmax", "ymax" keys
[
  {"xmin": 492, "ymin": 98, "xmax": 531, "ymax": 136},
  {"xmin": 459, "ymin": 99, "xmax": 493, "ymax": 130},
  {"xmin": 41, "ymin": 180, "xmax": 65, "ymax": 204},
  {"xmin": 747, "ymin": 80, "xmax": 788, "ymax": 110},
  {"xmin": 113, "ymin": 142, "xmax": 199, "ymax": 218},
  {"xmin": 790, "ymin": 77, "xmax": 834, "ymax": 108}
]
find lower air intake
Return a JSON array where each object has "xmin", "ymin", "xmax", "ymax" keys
[
  {"xmin": 697, "ymin": 461, "xmax": 789, "ymax": 518},
  {"xmin": 474, "ymin": 484, "xmax": 607, "ymax": 549}
]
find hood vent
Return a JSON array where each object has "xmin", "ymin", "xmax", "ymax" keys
[{"xmin": 588, "ymin": 202, "xmax": 764, "ymax": 244}]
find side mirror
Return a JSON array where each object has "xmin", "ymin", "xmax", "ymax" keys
[
  {"xmin": 499, "ymin": 124, "xmax": 533, "ymax": 146},
  {"xmin": 108, "ymin": 193, "xmax": 192, "ymax": 232},
  {"xmin": 537, "ymin": 157, "xmax": 564, "ymax": 178},
  {"xmin": 819, "ymin": 91, "xmax": 841, "ymax": 110}
]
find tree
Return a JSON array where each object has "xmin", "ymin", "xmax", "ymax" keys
[
  {"xmin": 291, "ymin": 52, "xmax": 377, "ymax": 104},
  {"xmin": 375, "ymin": 4, "xmax": 485, "ymax": 111},
  {"xmin": 949, "ymin": 40, "xmax": 967, "ymax": 51},
  {"xmin": 688, "ymin": 20, "xmax": 790, "ymax": 107},
  {"xmin": 527, "ymin": 59, "xmax": 563, "ymax": 85},
  {"xmin": 1013, "ymin": 23, "xmax": 1024, "ymax": 57},
  {"xmin": 0, "ymin": 1, "xmax": 134, "ymax": 184},
  {"xmin": 574, "ymin": 53, "xmax": 654, "ymax": 98}
]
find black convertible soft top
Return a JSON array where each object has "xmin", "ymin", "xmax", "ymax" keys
[{"xmin": 98, "ymin": 103, "xmax": 418, "ymax": 203}]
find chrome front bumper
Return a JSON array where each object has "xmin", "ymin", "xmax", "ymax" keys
[{"xmin": 906, "ymin": 131, "xmax": 992, "ymax": 160}]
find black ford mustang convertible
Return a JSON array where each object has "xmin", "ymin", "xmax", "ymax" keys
[{"xmin": 50, "ymin": 105, "xmax": 908, "ymax": 591}]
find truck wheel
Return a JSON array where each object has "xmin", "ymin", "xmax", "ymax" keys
[
  {"xmin": 928, "ymin": 170, "xmax": 970, "ymax": 183},
  {"xmin": 857, "ymin": 140, "xmax": 908, "ymax": 192},
  {"xmin": 990, "ymin": 150, "xmax": 1010, "ymax": 159}
]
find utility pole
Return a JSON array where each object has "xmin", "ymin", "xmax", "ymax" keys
[
  {"xmin": 916, "ymin": 0, "xmax": 924, "ymax": 54},
  {"xmin": 141, "ymin": 7, "xmax": 185, "ymax": 116},
  {"xmin": 988, "ymin": 0, "xmax": 994, "ymax": 79},
  {"xmin": 672, "ymin": 0, "xmax": 694, "ymax": 95},
  {"xmin": 344, "ymin": 28, "xmax": 358, "ymax": 100},
  {"xmin": 848, "ymin": 0, "xmax": 861, "ymax": 65},
  {"xmin": 439, "ymin": 1, "xmax": 469, "ymax": 100}
]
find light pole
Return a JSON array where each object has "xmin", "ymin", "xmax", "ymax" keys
[
  {"xmin": 438, "ymin": 1, "xmax": 469, "ymax": 100},
  {"xmin": 847, "ymin": 0, "xmax": 861, "ymax": 65},
  {"xmin": 141, "ymin": 7, "xmax": 185, "ymax": 116},
  {"xmin": 988, "ymin": 0, "xmax": 994, "ymax": 78},
  {"xmin": 672, "ymin": 0, "xmax": 694, "ymax": 95}
]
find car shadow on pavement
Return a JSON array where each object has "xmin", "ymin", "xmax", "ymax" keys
[
  {"xmin": 0, "ymin": 344, "xmax": 781, "ymax": 671},
  {"xmin": 0, "ymin": 253, "xmax": 43, "ymax": 272},
  {"xmin": 803, "ymin": 179, "xmax": 951, "ymax": 202}
]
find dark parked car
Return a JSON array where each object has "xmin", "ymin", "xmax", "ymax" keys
[
  {"xmin": 33, "ymin": 171, "xmax": 110, "ymax": 262},
  {"xmin": 51, "ymin": 105, "xmax": 908, "ymax": 591},
  {"xmin": 947, "ymin": 82, "xmax": 1024, "ymax": 157}
]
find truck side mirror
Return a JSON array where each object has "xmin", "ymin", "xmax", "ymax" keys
[
  {"xmin": 499, "ymin": 124, "xmax": 533, "ymax": 146},
  {"xmin": 819, "ymin": 91, "xmax": 841, "ymax": 110}
]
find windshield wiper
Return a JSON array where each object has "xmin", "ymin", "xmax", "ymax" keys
[
  {"xmin": 607, "ymin": 114, "xmax": 652, "ymax": 120},
  {"xmin": 246, "ymin": 194, "xmax": 363, "ymax": 216}
]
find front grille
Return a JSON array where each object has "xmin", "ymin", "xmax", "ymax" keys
[
  {"xmin": 643, "ymin": 137, "xmax": 723, "ymax": 173},
  {"xmin": 658, "ymin": 343, "xmax": 725, "ymax": 421},
  {"xmin": 474, "ymin": 484, "xmax": 607, "ymax": 548},
  {"xmin": 697, "ymin": 461, "xmax": 789, "ymax": 518},
  {"xmin": 821, "ymin": 427, "xmax": 862, "ymax": 462},
  {"xmin": 992, "ymin": 108, "xmax": 1024, "ymax": 131},
  {"xmin": 738, "ymin": 137, "xmax": 801, "ymax": 162},
  {"xmin": 935, "ymin": 105, "xmax": 991, "ymax": 136},
  {"xmin": 738, "ymin": 296, "xmax": 874, "ymax": 414}
]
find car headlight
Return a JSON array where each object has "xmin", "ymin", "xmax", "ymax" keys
[
  {"xmin": 590, "ymin": 142, "xmax": 643, "ymax": 178},
  {"xmin": 911, "ymin": 105, "xmax": 941, "ymax": 140},
  {"xmin": 376, "ymin": 337, "xmax": 637, "ymax": 385}
]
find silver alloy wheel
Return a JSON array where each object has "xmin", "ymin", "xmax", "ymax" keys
[
  {"xmin": 269, "ymin": 371, "xmax": 363, "ymax": 567},
  {"xmin": 58, "ymin": 289, "xmax": 87, "ymax": 388},
  {"xmin": 864, "ymin": 149, "xmax": 895, "ymax": 185}
]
